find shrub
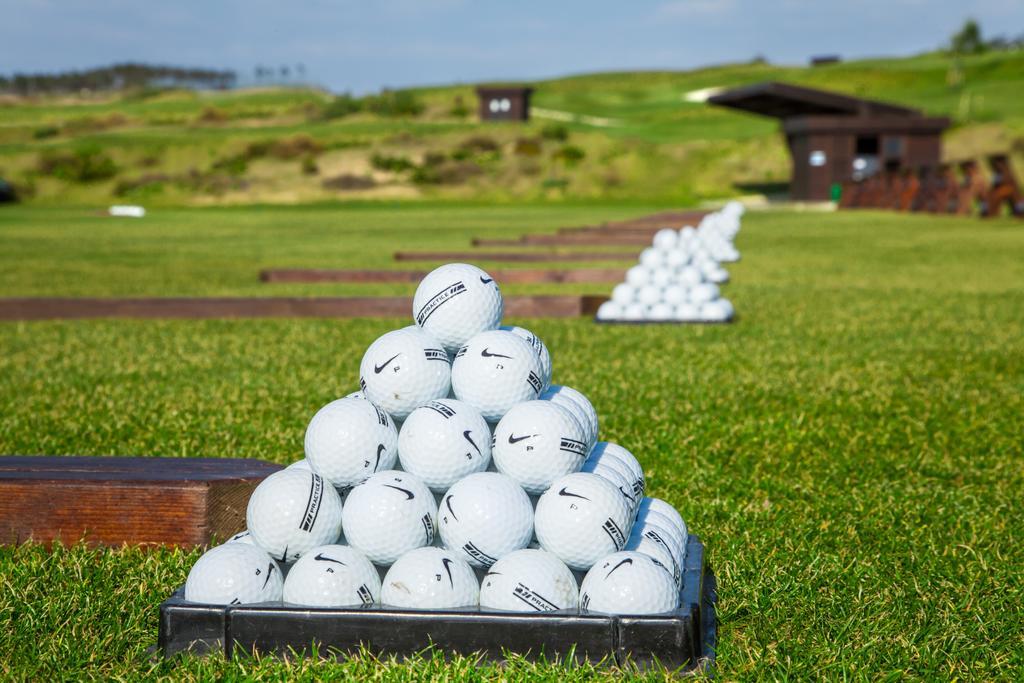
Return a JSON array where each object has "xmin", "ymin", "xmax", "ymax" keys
[
  {"xmin": 370, "ymin": 154, "xmax": 416, "ymax": 173},
  {"xmin": 541, "ymin": 124, "xmax": 569, "ymax": 142},
  {"xmin": 268, "ymin": 134, "xmax": 322, "ymax": 160},
  {"xmin": 196, "ymin": 106, "xmax": 228, "ymax": 123},
  {"xmin": 450, "ymin": 96, "xmax": 470, "ymax": 118},
  {"xmin": 114, "ymin": 173, "xmax": 171, "ymax": 197},
  {"xmin": 364, "ymin": 90, "xmax": 424, "ymax": 117},
  {"xmin": 553, "ymin": 144, "xmax": 585, "ymax": 165},
  {"xmin": 514, "ymin": 138, "xmax": 542, "ymax": 157},
  {"xmin": 412, "ymin": 160, "xmax": 482, "ymax": 185},
  {"xmin": 37, "ymin": 146, "xmax": 118, "ymax": 182},
  {"xmin": 459, "ymin": 136, "xmax": 500, "ymax": 153},
  {"xmin": 211, "ymin": 154, "xmax": 248, "ymax": 176},
  {"xmin": 33, "ymin": 126, "xmax": 59, "ymax": 140},
  {"xmin": 320, "ymin": 94, "xmax": 362, "ymax": 120},
  {"xmin": 301, "ymin": 155, "xmax": 319, "ymax": 176},
  {"xmin": 322, "ymin": 174, "xmax": 376, "ymax": 190},
  {"xmin": 421, "ymin": 152, "xmax": 448, "ymax": 168}
]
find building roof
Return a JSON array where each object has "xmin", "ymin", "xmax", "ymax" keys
[
  {"xmin": 475, "ymin": 85, "xmax": 534, "ymax": 96},
  {"xmin": 707, "ymin": 81, "xmax": 921, "ymax": 119}
]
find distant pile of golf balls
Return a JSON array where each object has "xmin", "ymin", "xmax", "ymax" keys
[
  {"xmin": 596, "ymin": 201, "xmax": 743, "ymax": 323},
  {"xmin": 184, "ymin": 262, "xmax": 690, "ymax": 616}
]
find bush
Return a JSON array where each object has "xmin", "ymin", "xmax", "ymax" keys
[
  {"xmin": 114, "ymin": 173, "xmax": 171, "ymax": 197},
  {"xmin": 301, "ymin": 155, "xmax": 319, "ymax": 176},
  {"xmin": 450, "ymin": 96, "xmax": 470, "ymax": 118},
  {"xmin": 196, "ymin": 106, "xmax": 228, "ymax": 123},
  {"xmin": 37, "ymin": 147, "xmax": 118, "ymax": 182},
  {"xmin": 370, "ymin": 154, "xmax": 416, "ymax": 173},
  {"xmin": 459, "ymin": 136, "xmax": 500, "ymax": 153},
  {"xmin": 322, "ymin": 174, "xmax": 376, "ymax": 190},
  {"xmin": 211, "ymin": 154, "xmax": 248, "ymax": 176},
  {"xmin": 421, "ymin": 152, "xmax": 448, "ymax": 168},
  {"xmin": 33, "ymin": 126, "xmax": 59, "ymax": 140},
  {"xmin": 514, "ymin": 138, "xmax": 542, "ymax": 157},
  {"xmin": 541, "ymin": 124, "xmax": 569, "ymax": 142},
  {"xmin": 268, "ymin": 134, "xmax": 322, "ymax": 160},
  {"xmin": 412, "ymin": 160, "xmax": 482, "ymax": 185},
  {"xmin": 553, "ymin": 144, "xmax": 585, "ymax": 165},
  {"xmin": 364, "ymin": 90, "xmax": 424, "ymax": 117},
  {"xmin": 320, "ymin": 93, "xmax": 362, "ymax": 120}
]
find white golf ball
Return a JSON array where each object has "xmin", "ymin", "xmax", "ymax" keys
[
  {"xmin": 632, "ymin": 517, "xmax": 686, "ymax": 565},
  {"xmin": 540, "ymin": 384, "xmax": 599, "ymax": 453},
  {"xmin": 341, "ymin": 470, "xmax": 436, "ymax": 565},
  {"xmin": 381, "ymin": 546, "xmax": 479, "ymax": 608},
  {"xmin": 579, "ymin": 551, "xmax": 678, "ymax": 615},
  {"xmin": 451, "ymin": 330, "xmax": 544, "ymax": 422},
  {"xmin": 588, "ymin": 442, "xmax": 645, "ymax": 499},
  {"xmin": 359, "ymin": 327, "xmax": 451, "ymax": 421},
  {"xmin": 247, "ymin": 469, "xmax": 343, "ymax": 564},
  {"xmin": 663, "ymin": 284, "xmax": 688, "ymax": 306},
  {"xmin": 282, "ymin": 544, "xmax": 381, "ymax": 606},
  {"xmin": 624, "ymin": 526, "xmax": 681, "ymax": 587},
  {"xmin": 534, "ymin": 472, "xmax": 632, "ymax": 571},
  {"xmin": 652, "ymin": 228, "xmax": 678, "ymax": 251},
  {"xmin": 637, "ymin": 284, "xmax": 661, "ymax": 306},
  {"xmin": 304, "ymin": 397, "xmax": 399, "ymax": 489},
  {"xmin": 580, "ymin": 457, "xmax": 640, "ymax": 514},
  {"xmin": 185, "ymin": 543, "xmax": 283, "ymax": 605},
  {"xmin": 595, "ymin": 301, "xmax": 623, "ymax": 321},
  {"xmin": 413, "ymin": 263, "xmax": 504, "ymax": 354},
  {"xmin": 625, "ymin": 265, "xmax": 650, "ymax": 288},
  {"xmin": 479, "ymin": 548, "xmax": 578, "ymax": 612},
  {"xmin": 665, "ymin": 249, "xmax": 689, "ymax": 269},
  {"xmin": 223, "ymin": 529, "xmax": 255, "ymax": 545},
  {"xmin": 398, "ymin": 399, "xmax": 491, "ymax": 492},
  {"xmin": 689, "ymin": 283, "xmax": 720, "ymax": 305},
  {"xmin": 622, "ymin": 303, "xmax": 645, "ymax": 321},
  {"xmin": 610, "ymin": 283, "xmax": 636, "ymax": 306},
  {"xmin": 438, "ymin": 472, "xmax": 534, "ymax": 568},
  {"xmin": 651, "ymin": 268, "xmax": 673, "ymax": 288},
  {"xmin": 344, "ymin": 390, "xmax": 366, "ymax": 400},
  {"xmin": 492, "ymin": 400, "xmax": 588, "ymax": 494},
  {"xmin": 678, "ymin": 266, "xmax": 703, "ymax": 287},
  {"xmin": 637, "ymin": 497, "xmax": 688, "ymax": 542},
  {"xmin": 639, "ymin": 247, "xmax": 663, "ymax": 269},
  {"xmin": 500, "ymin": 325, "xmax": 553, "ymax": 391},
  {"xmin": 647, "ymin": 302, "xmax": 674, "ymax": 321},
  {"xmin": 286, "ymin": 459, "xmax": 312, "ymax": 472},
  {"xmin": 673, "ymin": 302, "xmax": 700, "ymax": 321}
]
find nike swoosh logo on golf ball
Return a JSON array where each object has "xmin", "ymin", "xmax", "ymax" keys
[
  {"xmin": 558, "ymin": 487, "xmax": 590, "ymax": 501},
  {"xmin": 507, "ymin": 433, "xmax": 534, "ymax": 444},
  {"xmin": 261, "ymin": 562, "xmax": 276, "ymax": 589},
  {"xmin": 373, "ymin": 353, "xmax": 400, "ymax": 374},
  {"xmin": 314, "ymin": 553, "xmax": 347, "ymax": 566},
  {"xmin": 480, "ymin": 348, "xmax": 512, "ymax": 359},
  {"xmin": 444, "ymin": 495, "xmax": 459, "ymax": 521},
  {"xmin": 463, "ymin": 430, "xmax": 481, "ymax": 455},
  {"xmin": 479, "ymin": 276, "xmax": 493, "ymax": 284},
  {"xmin": 605, "ymin": 557, "xmax": 633, "ymax": 578},
  {"xmin": 441, "ymin": 558, "xmax": 455, "ymax": 587},
  {"xmin": 374, "ymin": 444, "xmax": 385, "ymax": 471},
  {"xmin": 384, "ymin": 484, "xmax": 415, "ymax": 500}
]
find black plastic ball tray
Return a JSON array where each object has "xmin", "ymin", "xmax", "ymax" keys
[{"xmin": 158, "ymin": 535, "xmax": 716, "ymax": 672}]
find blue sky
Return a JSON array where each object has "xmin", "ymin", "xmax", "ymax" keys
[{"xmin": 2, "ymin": 1, "xmax": 1022, "ymax": 93}]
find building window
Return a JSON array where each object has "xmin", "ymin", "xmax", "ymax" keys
[
  {"xmin": 855, "ymin": 136, "xmax": 880, "ymax": 155},
  {"xmin": 883, "ymin": 137, "xmax": 904, "ymax": 158}
]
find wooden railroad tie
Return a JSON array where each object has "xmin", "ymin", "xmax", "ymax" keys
[
  {"xmin": 393, "ymin": 250, "xmax": 638, "ymax": 263},
  {"xmin": 259, "ymin": 268, "xmax": 627, "ymax": 284},
  {"xmin": 0, "ymin": 456, "xmax": 282, "ymax": 547}
]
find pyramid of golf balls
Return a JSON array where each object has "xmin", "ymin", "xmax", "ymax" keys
[
  {"xmin": 184, "ymin": 263, "xmax": 690, "ymax": 616},
  {"xmin": 596, "ymin": 201, "xmax": 744, "ymax": 323}
]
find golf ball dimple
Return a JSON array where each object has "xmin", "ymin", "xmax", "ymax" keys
[
  {"xmin": 413, "ymin": 263, "xmax": 504, "ymax": 354},
  {"xmin": 304, "ymin": 397, "xmax": 399, "ymax": 489},
  {"xmin": 479, "ymin": 548, "xmax": 579, "ymax": 612},
  {"xmin": 451, "ymin": 330, "xmax": 544, "ymax": 422},
  {"xmin": 398, "ymin": 398, "xmax": 491, "ymax": 492},
  {"xmin": 247, "ymin": 469, "xmax": 344, "ymax": 564},
  {"xmin": 185, "ymin": 542, "xmax": 283, "ymax": 605},
  {"xmin": 492, "ymin": 400, "xmax": 588, "ymax": 495},
  {"xmin": 359, "ymin": 327, "xmax": 452, "ymax": 421},
  {"xmin": 438, "ymin": 472, "xmax": 534, "ymax": 568},
  {"xmin": 342, "ymin": 470, "xmax": 437, "ymax": 566},
  {"xmin": 282, "ymin": 544, "xmax": 381, "ymax": 607},
  {"xmin": 381, "ymin": 546, "xmax": 479, "ymax": 609},
  {"xmin": 534, "ymin": 472, "xmax": 632, "ymax": 571},
  {"xmin": 579, "ymin": 551, "xmax": 679, "ymax": 615}
]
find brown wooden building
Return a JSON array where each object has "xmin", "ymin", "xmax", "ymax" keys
[
  {"xmin": 476, "ymin": 86, "xmax": 533, "ymax": 122},
  {"xmin": 708, "ymin": 82, "xmax": 950, "ymax": 201}
]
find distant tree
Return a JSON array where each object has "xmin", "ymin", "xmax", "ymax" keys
[{"xmin": 950, "ymin": 19, "xmax": 985, "ymax": 55}]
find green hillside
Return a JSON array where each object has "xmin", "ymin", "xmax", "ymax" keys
[{"xmin": 1, "ymin": 50, "xmax": 1022, "ymax": 206}]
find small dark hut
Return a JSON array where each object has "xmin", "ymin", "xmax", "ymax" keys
[
  {"xmin": 476, "ymin": 86, "xmax": 533, "ymax": 122},
  {"xmin": 709, "ymin": 82, "xmax": 950, "ymax": 201}
]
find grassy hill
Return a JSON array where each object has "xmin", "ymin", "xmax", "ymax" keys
[{"xmin": 1, "ymin": 50, "xmax": 1022, "ymax": 206}]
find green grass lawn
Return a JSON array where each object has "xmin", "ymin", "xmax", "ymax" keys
[{"xmin": 1, "ymin": 204, "xmax": 1023, "ymax": 679}]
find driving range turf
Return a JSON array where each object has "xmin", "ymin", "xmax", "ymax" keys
[{"xmin": 1, "ymin": 203, "xmax": 1022, "ymax": 679}]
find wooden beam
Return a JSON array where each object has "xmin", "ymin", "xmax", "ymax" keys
[
  {"xmin": 393, "ymin": 251, "xmax": 638, "ymax": 263},
  {"xmin": 259, "ymin": 268, "xmax": 626, "ymax": 284},
  {"xmin": 0, "ymin": 295, "xmax": 609, "ymax": 321},
  {"xmin": 0, "ymin": 456, "xmax": 281, "ymax": 547}
]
